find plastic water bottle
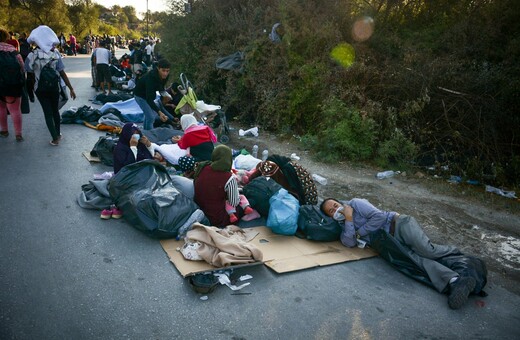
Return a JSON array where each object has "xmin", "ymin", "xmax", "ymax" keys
[
  {"xmin": 376, "ymin": 170, "xmax": 396, "ymax": 179},
  {"xmin": 252, "ymin": 145, "xmax": 258, "ymax": 158},
  {"xmin": 262, "ymin": 149, "xmax": 269, "ymax": 161},
  {"xmin": 312, "ymin": 174, "xmax": 328, "ymax": 185}
]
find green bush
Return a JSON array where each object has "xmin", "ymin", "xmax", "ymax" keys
[
  {"xmin": 376, "ymin": 129, "xmax": 418, "ymax": 169},
  {"xmin": 313, "ymin": 97, "xmax": 376, "ymax": 163}
]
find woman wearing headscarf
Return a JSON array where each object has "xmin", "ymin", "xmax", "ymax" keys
[
  {"xmin": 113, "ymin": 123, "xmax": 155, "ymax": 174},
  {"xmin": 25, "ymin": 25, "xmax": 76, "ymax": 146},
  {"xmin": 172, "ymin": 114, "xmax": 217, "ymax": 173},
  {"xmin": 193, "ymin": 145, "xmax": 256, "ymax": 228}
]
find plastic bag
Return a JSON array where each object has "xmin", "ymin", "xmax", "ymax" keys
[
  {"xmin": 108, "ymin": 160, "xmax": 206, "ymax": 238},
  {"xmin": 266, "ymin": 188, "xmax": 300, "ymax": 235}
]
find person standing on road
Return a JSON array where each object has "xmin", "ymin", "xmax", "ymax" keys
[
  {"xmin": 0, "ymin": 27, "xmax": 25, "ymax": 141},
  {"xmin": 92, "ymin": 41, "xmax": 112, "ymax": 94},
  {"xmin": 25, "ymin": 25, "xmax": 76, "ymax": 146},
  {"xmin": 320, "ymin": 197, "xmax": 486, "ymax": 310},
  {"xmin": 133, "ymin": 58, "xmax": 170, "ymax": 130},
  {"xmin": 69, "ymin": 33, "xmax": 77, "ymax": 56}
]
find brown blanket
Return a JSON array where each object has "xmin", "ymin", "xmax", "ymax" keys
[{"xmin": 186, "ymin": 224, "xmax": 263, "ymax": 267}]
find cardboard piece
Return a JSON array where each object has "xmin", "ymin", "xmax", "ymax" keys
[
  {"xmin": 82, "ymin": 151, "xmax": 100, "ymax": 162},
  {"xmin": 160, "ymin": 226, "xmax": 377, "ymax": 277}
]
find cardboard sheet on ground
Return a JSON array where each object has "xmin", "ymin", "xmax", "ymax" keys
[
  {"xmin": 160, "ymin": 226, "xmax": 377, "ymax": 277},
  {"xmin": 82, "ymin": 151, "xmax": 100, "ymax": 162}
]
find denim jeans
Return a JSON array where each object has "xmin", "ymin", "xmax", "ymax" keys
[{"xmin": 135, "ymin": 95, "xmax": 158, "ymax": 130}]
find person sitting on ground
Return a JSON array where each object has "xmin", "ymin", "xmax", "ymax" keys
[
  {"xmin": 113, "ymin": 122, "xmax": 155, "ymax": 174},
  {"xmin": 133, "ymin": 58, "xmax": 170, "ymax": 130},
  {"xmin": 320, "ymin": 197, "xmax": 485, "ymax": 310},
  {"xmin": 248, "ymin": 155, "xmax": 318, "ymax": 205},
  {"xmin": 152, "ymin": 91, "xmax": 179, "ymax": 129},
  {"xmin": 194, "ymin": 145, "xmax": 258, "ymax": 227},
  {"xmin": 164, "ymin": 82, "xmax": 183, "ymax": 117},
  {"xmin": 172, "ymin": 114, "xmax": 217, "ymax": 173}
]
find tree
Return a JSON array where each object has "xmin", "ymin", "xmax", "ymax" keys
[{"xmin": 67, "ymin": 0, "xmax": 98, "ymax": 37}]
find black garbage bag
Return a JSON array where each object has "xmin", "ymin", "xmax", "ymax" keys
[
  {"xmin": 215, "ymin": 51, "xmax": 244, "ymax": 72},
  {"xmin": 369, "ymin": 229, "xmax": 487, "ymax": 295},
  {"xmin": 108, "ymin": 160, "xmax": 201, "ymax": 238},
  {"xmin": 90, "ymin": 135, "xmax": 118, "ymax": 166}
]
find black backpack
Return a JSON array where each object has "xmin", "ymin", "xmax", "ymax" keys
[
  {"xmin": 0, "ymin": 51, "xmax": 25, "ymax": 97},
  {"xmin": 243, "ymin": 176, "xmax": 283, "ymax": 217},
  {"xmin": 296, "ymin": 205, "xmax": 342, "ymax": 241},
  {"xmin": 37, "ymin": 59, "xmax": 60, "ymax": 92}
]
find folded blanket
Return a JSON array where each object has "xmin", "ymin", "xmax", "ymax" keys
[{"xmin": 186, "ymin": 224, "xmax": 262, "ymax": 267}]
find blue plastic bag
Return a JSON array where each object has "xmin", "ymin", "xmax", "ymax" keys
[{"xmin": 266, "ymin": 188, "xmax": 300, "ymax": 235}]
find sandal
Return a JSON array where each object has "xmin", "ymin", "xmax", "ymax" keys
[
  {"xmin": 0, "ymin": 131, "xmax": 8, "ymax": 138},
  {"xmin": 15, "ymin": 135, "xmax": 24, "ymax": 142}
]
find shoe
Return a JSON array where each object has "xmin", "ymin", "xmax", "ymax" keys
[
  {"xmin": 244, "ymin": 206, "xmax": 254, "ymax": 215},
  {"xmin": 111, "ymin": 206, "xmax": 123, "ymax": 219},
  {"xmin": 15, "ymin": 135, "xmax": 24, "ymax": 142},
  {"xmin": 448, "ymin": 277, "xmax": 476, "ymax": 309},
  {"xmin": 49, "ymin": 139, "xmax": 59, "ymax": 146},
  {"xmin": 0, "ymin": 131, "xmax": 8, "ymax": 138},
  {"xmin": 100, "ymin": 209, "xmax": 112, "ymax": 219},
  {"xmin": 229, "ymin": 213, "xmax": 238, "ymax": 224}
]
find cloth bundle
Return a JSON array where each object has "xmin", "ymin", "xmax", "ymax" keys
[{"xmin": 184, "ymin": 224, "xmax": 263, "ymax": 267}]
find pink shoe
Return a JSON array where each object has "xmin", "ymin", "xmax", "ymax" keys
[
  {"xmin": 229, "ymin": 213, "xmax": 238, "ymax": 224},
  {"xmin": 244, "ymin": 206, "xmax": 254, "ymax": 215},
  {"xmin": 111, "ymin": 206, "xmax": 123, "ymax": 219},
  {"xmin": 100, "ymin": 209, "xmax": 112, "ymax": 219}
]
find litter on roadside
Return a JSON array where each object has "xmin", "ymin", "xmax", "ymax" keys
[
  {"xmin": 485, "ymin": 185, "xmax": 517, "ymax": 199},
  {"xmin": 239, "ymin": 127, "xmax": 259, "ymax": 137}
]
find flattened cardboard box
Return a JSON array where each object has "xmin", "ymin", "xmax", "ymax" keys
[{"xmin": 160, "ymin": 226, "xmax": 377, "ymax": 277}]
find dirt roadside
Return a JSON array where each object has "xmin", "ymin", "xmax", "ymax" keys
[{"xmin": 226, "ymin": 125, "xmax": 520, "ymax": 295}]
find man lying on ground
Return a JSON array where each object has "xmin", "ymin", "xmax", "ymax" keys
[{"xmin": 320, "ymin": 197, "xmax": 486, "ymax": 310}]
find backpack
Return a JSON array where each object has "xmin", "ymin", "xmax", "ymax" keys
[
  {"xmin": 242, "ymin": 176, "xmax": 283, "ymax": 217},
  {"xmin": 296, "ymin": 205, "xmax": 342, "ymax": 241},
  {"xmin": 0, "ymin": 51, "xmax": 24, "ymax": 97},
  {"xmin": 37, "ymin": 59, "xmax": 60, "ymax": 92}
]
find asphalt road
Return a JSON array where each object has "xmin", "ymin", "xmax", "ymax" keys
[{"xmin": 1, "ymin": 52, "xmax": 519, "ymax": 340}]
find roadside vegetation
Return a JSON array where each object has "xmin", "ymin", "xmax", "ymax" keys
[
  {"xmin": 2, "ymin": 0, "xmax": 518, "ymax": 188},
  {"xmin": 159, "ymin": 0, "xmax": 520, "ymax": 188}
]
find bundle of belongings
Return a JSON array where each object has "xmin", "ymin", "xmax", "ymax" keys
[{"xmin": 180, "ymin": 224, "xmax": 263, "ymax": 267}]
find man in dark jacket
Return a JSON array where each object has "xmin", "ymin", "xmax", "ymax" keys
[{"xmin": 133, "ymin": 58, "xmax": 170, "ymax": 130}]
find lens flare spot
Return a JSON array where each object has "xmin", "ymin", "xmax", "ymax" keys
[
  {"xmin": 352, "ymin": 16, "xmax": 375, "ymax": 42},
  {"xmin": 330, "ymin": 43, "xmax": 355, "ymax": 68}
]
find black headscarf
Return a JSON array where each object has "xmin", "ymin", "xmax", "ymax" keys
[{"xmin": 113, "ymin": 123, "xmax": 153, "ymax": 173}]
